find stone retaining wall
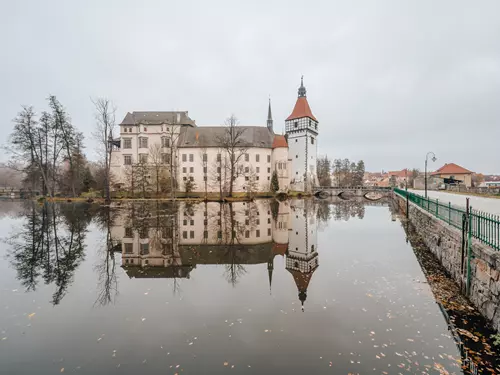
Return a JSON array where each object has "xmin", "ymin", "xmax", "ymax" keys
[{"xmin": 394, "ymin": 193, "xmax": 500, "ymax": 332}]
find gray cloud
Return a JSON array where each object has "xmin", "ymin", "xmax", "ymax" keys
[{"xmin": 1, "ymin": 0, "xmax": 499, "ymax": 173}]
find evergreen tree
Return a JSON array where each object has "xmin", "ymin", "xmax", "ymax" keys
[{"xmin": 270, "ymin": 170, "xmax": 279, "ymax": 193}]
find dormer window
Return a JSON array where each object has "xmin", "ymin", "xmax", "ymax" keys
[
  {"xmin": 294, "ymin": 121, "xmax": 298, "ymax": 128},
  {"xmin": 143, "ymin": 127, "xmax": 147, "ymax": 132}
]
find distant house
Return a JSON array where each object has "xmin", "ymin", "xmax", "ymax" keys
[{"xmin": 432, "ymin": 163, "xmax": 473, "ymax": 188}]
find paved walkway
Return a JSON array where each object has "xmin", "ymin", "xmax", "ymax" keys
[{"xmin": 409, "ymin": 189, "xmax": 500, "ymax": 216}]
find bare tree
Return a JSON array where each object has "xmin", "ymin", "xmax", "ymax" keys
[
  {"xmin": 92, "ymin": 98, "xmax": 116, "ymax": 201},
  {"xmin": 243, "ymin": 166, "xmax": 258, "ymax": 199},
  {"xmin": 49, "ymin": 95, "xmax": 78, "ymax": 197},
  {"xmin": 199, "ymin": 147, "xmax": 209, "ymax": 200},
  {"xmin": 163, "ymin": 124, "xmax": 181, "ymax": 200},
  {"xmin": 215, "ymin": 115, "xmax": 248, "ymax": 197},
  {"xmin": 7, "ymin": 106, "xmax": 52, "ymax": 197},
  {"xmin": 149, "ymin": 142, "xmax": 167, "ymax": 196}
]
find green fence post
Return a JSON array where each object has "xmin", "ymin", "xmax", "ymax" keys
[
  {"xmin": 466, "ymin": 205, "xmax": 472, "ymax": 296},
  {"xmin": 448, "ymin": 202, "xmax": 451, "ymax": 225},
  {"xmin": 436, "ymin": 199, "xmax": 439, "ymax": 217}
]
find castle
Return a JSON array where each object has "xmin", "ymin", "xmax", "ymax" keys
[{"xmin": 110, "ymin": 77, "xmax": 319, "ymax": 193}]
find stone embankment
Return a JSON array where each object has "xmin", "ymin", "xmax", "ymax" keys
[{"xmin": 394, "ymin": 193, "xmax": 500, "ymax": 332}]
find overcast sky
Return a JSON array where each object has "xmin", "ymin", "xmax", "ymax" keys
[{"xmin": 1, "ymin": 0, "xmax": 499, "ymax": 173}]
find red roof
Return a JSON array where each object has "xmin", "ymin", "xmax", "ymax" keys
[
  {"xmin": 388, "ymin": 169, "xmax": 408, "ymax": 178},
  {"xmin": 433, "ymin": 163, "xmax": 472, "ymax": 175},
  {"xmin": 286, "ymin": 97, "xmax": 317, "ymax": 122},
  {"xmin": 272, "ymin": 135, "xmax": 288, "ymax": 149},
  {"xmin": 272, "ymin": 243, "xmax": 288, "ymax": 256}
]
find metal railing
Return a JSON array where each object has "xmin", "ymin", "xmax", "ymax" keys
[{"xmin": 394, "ymin": 188, "xmax": 500, "ymax": 251}]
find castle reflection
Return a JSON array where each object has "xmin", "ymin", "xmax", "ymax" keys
[
  {"xmin": 111, "ymin": 198, "xmax": 386, "ymax": 307},
  {"xmin": 112, "ymin": 199, "xmax": 321, "ymax": 306}
]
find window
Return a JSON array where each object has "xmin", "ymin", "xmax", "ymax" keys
[
  {"xmin": 123, "ymin": 127, "xmax": 127, "ymax": 133},
  {"xmin": 124, "ymin": 227, "xmax": 133, "ymax": 238},
  {"xmin": 124, "ymin": 243, "xmax": 133, "ymax": 253},
  {"xmin": 217, "ymin": 219, "xmax": 221, "ymax": 225},
  {"xmin": 190, "ymin": 231, "xmax": 194, "ymax": 239},
  {"xmin": 267, "ymin": 176, "xmax": 270, "ymax": 180},
  {"xmin": 268, "ymin": 218, "xmax": 271, "ymax": 224},
  {"xmin": 123, "ymin": 138, "xmax": 132, "ymax": 149},
  {"xmin": 183, "ymin": 177, "xmax": 187, "ymax": 181},
  {"xmin": 256, "ymin": 154, "xmax": 260, "ymax": 162},
  {"xmin": 162, "ymin": 153, "xmax": 171, "ymax": 164},
  {"xmin": 189, "ymin": 176, "xmax": 194, "ymax": 181},
  {"xmin": 190, "ymin": 220, "xmax": 194, "ymax": 226},
  {"xmin": 139, "ymin": 227, "xmax": 148, "ymax": 238},
  {"xmin": 140, "ymin": 243, "xmax": 149, "ymax": 255},
  {"xmin": 268, "ymin": 228, "xmax": 271, "ymax": 236},
  {"xmin": 124, "ymin": 155, "xmax": 132, "ymax": 165},
  {"xmin": 295, "ymin": 139, "xmax": 298, "ymax": 143},
  {"xmin": 245, "ymin": 219, "xmax": 249, "ymax": 225},
  {"xmin": 256, "ymin": 176, "xmax": 260, "ymax": 181},
  {"xmin": 256, "ymin": 219, "xmax": 260, "ymax": 225},
  {"xmin": 183, "ymin": 231, "xmax": 187, "ymax": 239},
  {"xmin": 143, "ymin": 126, "xmax": 147, "ymax": 132},
  {"xmin": 203, "ymin": 166, "xmax": 207, "ymax": 173},
  {"xmin": 129, "ymin": 127, "xmax": 133, "ymax": 133},
  {"xmin": 189, "ymin": 154, "xmax": 194, "ymax": 162},
  {"xmin": 203, "ymin": 153, "xmax": 207, "ymax": 162},
  {"xmin": 182, "ymin": 154, "xmax": 187, "ymax": 162},
  {"xmin": 245, "ymin": 230, "xmax": 250, "ymax": 238},
  {"xmin": 267, "ymin": 167, "xmax": 270, "ymax": 173},
  {"xmin": 161, "ymin": 137, "xmax": 170, "ymax": 148},
  {"xmin": 183, "ymin": 219, "xmax": 187, "ymax": 225},
  {"xmin": 245, "ymin": 166, "xmax": 249, "ymax": 173},
  {"xmin": 217, "ymin": 153, "xmax": 221, "ymax": 161},
  {"xmin": 256, "ymin": 167, "xmax": 260, "ymax": 173},
  {"xmin": 245, "ymin": 153, "xmax": 249, "ymax": 162},
  {"xmin": 311, "ymin": 137, "xmax": 314, "ymax": 145},
  {"xmin": 204, "ymin": 231, "xmax": 208, "ymax": 239},
  {"xmin": 139, "ymin": 137, "xmax": 148, "ymax": 148},
  {"xmin": 267, "ymin": 155, "xmax": 271, "ymax": 163},
  {"xmin": 182, "ymin": 167, "xmax": 187, "ymax": 173},
  {"xmin": 315, "ymin": 123, "xmax": 317, "ymax": 130},
  {"xmin": 311, "ymin": 245, "xmax": 315, "ymax": 252},
  {"xmin": 190, "ymin": 167, "xmax": 194, "ymax": 173},
  {"xmin": 256, "ymin": 230, "xmax": 260, "ymax": 237},
  {"xmin": 217, "ymin": 231, "xmax": 222, "ymax": 239},
  {"xmin": 296, "ymin": 155, "xmax": 298, "ymax": 158},
  {"xmin": 294, "ymin": 121, "xmax": 298, "ymax": 128},
  {"xmin": 139, "ymin": 154, "xmax": 148, "ymax": 163},
  {"xmin": 245, "ymin": 176, "xmax": 249, "ymax": 181},
  {"xmin": 203, "ymin": 176, "xmax": 207, "ymax": 181},
  {"xmin": 217, "ymin": 167, "xmax": 221, "ymax": 173}
]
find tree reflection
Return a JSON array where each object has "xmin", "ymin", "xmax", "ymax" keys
[
  {"xmin": 93, "ymin": 206, "xmax": 120, "ymax": 306},
  {"xmin": 6, "ymin": 202, "xmax": 90, "ymax": 305},
  {"xmin": 316, "ymin": 199, "xmax": 366, "ymax": 226}
]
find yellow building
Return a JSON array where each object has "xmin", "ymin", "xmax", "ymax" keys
[{"xmin": 432, "ymin": 163, "xmax": 473, "ymax": 188}]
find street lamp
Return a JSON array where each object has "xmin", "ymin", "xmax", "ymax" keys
[{"xmin": 425, "ymin": 151, "xmax": 437, "ymax": 198}]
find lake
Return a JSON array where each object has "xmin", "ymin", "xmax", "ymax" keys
[{"xmin": 0, "ymin": 199, "xmax": 498, "ymax": 374}]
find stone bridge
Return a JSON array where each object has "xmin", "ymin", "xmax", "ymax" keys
[{"xmin": 314, "ymin": 186, "xmax": 393, "ymax": 200}]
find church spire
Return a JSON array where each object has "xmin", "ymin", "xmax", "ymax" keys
[
  {"xmin": 267, "ymin": 97, "xmax": 273, "ymax": 132},
  {"xmin": 298, "ymin": 75, "xmax": 307, "ymax": 97}
]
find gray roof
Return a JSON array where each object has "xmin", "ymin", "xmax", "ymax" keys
[
  {"xmin": 177, "ymin": 126, "xmax": 274, "ymax": 148},
  {"xmin": 120, "ymin": 111, "xmax": 196, "ymax": 126}
]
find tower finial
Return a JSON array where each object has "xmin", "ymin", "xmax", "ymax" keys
[
  {"xmin": 267, "ymin": 96, "xmax": 273, "ymax": 132},
  {"xmin": 298, "ymin": 75, "xmax": 307, "ymax": 97}
]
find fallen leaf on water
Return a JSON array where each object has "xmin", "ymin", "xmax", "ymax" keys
[
  {"xmin": 224, "ymin": 362, "xmax": 229, "ymax": 366},
  {"xmin": 28, "ymin": 313, "xmax": 36, "ymax": 318},
  {"xmin": 60, "ymin": 368, "xmax": 64, "ymax": 373}
]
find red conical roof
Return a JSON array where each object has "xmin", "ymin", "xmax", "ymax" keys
[{"xmin": 286, "ymin": 97, "xmax": 317, "ymax": 122}]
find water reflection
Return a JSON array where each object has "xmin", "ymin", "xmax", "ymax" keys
[
  {"xmin": 6, "ymin": 202, "xmax": 91, "ymax": 305},
  {"xmin": 113, "ymin": 199, "xmax": 325, "ymax": 308}
]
